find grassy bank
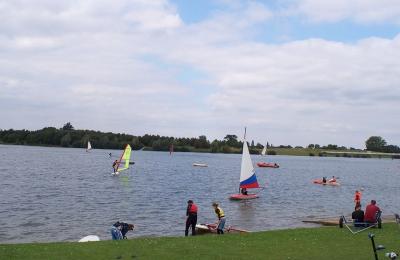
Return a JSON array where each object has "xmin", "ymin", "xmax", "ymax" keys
[{"xmin": 1, "ymin": 224, "xmax": 399, "ymax": 259}]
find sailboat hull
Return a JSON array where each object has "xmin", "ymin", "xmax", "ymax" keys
[
  {"xmin": 229, "ymin": 194, "xmax": 259, "ymax": 200},
  {"xmin": 257, "ymin": 162, "xmax": 279, "ymax": 168}
]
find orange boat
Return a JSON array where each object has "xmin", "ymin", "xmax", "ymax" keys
[{"xmin": 313, "ymin": 179, "xmax": 340, "ymax": 186}]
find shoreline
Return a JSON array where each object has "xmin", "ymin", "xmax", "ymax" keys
[
  {"xmin": 1, "ymin": 224, "xmax": 398, "ymax": 259},
  {"xmin": 0, "ymin": 143, "xmax": 397, "ymax": 159}
]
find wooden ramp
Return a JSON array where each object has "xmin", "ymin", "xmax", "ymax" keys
[{"xmin": 302, "ymin": 215, "xmax": 396, "ymax": 226}]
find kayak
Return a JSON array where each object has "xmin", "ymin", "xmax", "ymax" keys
[
  {"xmin": 229, "ymin": 193, "xmax": 259, "ymax": 200},
  {"xmin": 193, "ymin": 163, "xmax": 208, "ymax": 167},
  {"xmin": 78, "ymin": 235, "xmax": 100, "ymax": 242},
  {"xmin": 313, "ymin": 179, "xmax": 340, "ymax": 186},
  {"xmin": 195, "ymin": 223, "xmax": 249, "ymax": 235},
  {"xmin": 257, "ymin": 162, "xmax": 279, "ymax": 168}
]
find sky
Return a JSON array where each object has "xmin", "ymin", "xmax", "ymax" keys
[{"xmin": 0, "ymin": 0, "xmax": 399, "ymax": 148}]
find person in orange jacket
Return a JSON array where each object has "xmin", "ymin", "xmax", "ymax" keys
[{"xmin": 354, "ymin": 190, "xmax": 362, "ymax": 208}]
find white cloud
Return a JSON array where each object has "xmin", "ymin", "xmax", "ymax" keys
[
  {"xmin": 294, "ymin": 0, "xmax": 400, "ymax": 24},
  {"xmin": 0, "ymin": 0, "xmax": 399, "ymax": 147}
]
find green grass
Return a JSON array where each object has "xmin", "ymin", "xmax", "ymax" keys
[{"xmin": 1, "ymin": 224, "xmax": 399, "ymax": 259}]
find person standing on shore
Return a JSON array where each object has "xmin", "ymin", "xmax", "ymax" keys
[
  {"xmin": 185, "ymin": 200, "xmax": 198, "ymax": 236},
  {"xmin": 212, "ymin": 202, "xmax": 226, "ymax": 235}
]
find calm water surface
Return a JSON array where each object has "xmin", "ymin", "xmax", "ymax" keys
[{"xmin": 0, "ymin": 144, "xmax": 399, "ymax": 243}]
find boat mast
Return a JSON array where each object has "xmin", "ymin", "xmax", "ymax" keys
[{"xmin": 239, "ymin": 127, "xmax": 247, "ymax": 193}]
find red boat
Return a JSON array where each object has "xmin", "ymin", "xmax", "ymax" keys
[
  {"xmin": 313, "ymin": 179, "xmax": 340, "ymax": 186},
  {"xmin": 257, "ymin": 162, "xmax": 279, "ymax": 168},
  {"xmin": 229, "ymin": 193, "xmax": 259, "ymax": 200}
]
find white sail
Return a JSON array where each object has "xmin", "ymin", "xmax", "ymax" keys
[
  {"xmin": 261, "ymin": 145, "xmax": 266, "ymax": 156},
  {"xmin": 239, "ymin": 139, "xmax": 259, "ymax": 188},
  {"xmin": 87, "ymin": 141, "xmax": 92, "ymax": 150}
]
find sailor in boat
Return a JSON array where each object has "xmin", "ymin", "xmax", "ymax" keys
[
  {"xmin": 241, "ymin": 188, "xmax": 248, "ymax": 195},
  {"xmin": 328, "ymin": 176, "xmax": 336, "ymax": 183},
  {"xmin": 185, "ymin": 200, "xmax": 198, "ymax": 236},
  {"xmin": 212, "ymin": 202, "xmax": 226, "ymax": 235},
  {"xmin": 111, "ymin": 221, "xmax": 134, "ymax": 240},
  {"xmin": 322, "ymin": 177, "xmax": 327, "ymax": 184},
  {"xmin": 112, "ymin": 160, "xmax": 118, "ymax": 173}
]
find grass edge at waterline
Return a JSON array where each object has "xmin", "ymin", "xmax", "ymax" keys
[{"xmin": 1, "ymin": 224, "xmax": 399, "ymax": 259}]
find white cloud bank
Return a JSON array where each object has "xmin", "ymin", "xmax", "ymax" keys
[
  {"xmin": 294, "ymin": 0, "xmax": 400, "ymax": 24},
  {"xmin": 0, "ymin": 0, "xmax": 399, "ymax": 147}
]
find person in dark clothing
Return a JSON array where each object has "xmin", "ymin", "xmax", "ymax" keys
[
  {"xmin": 185, "ymin": 200, "xmax": 198, "ymax": 236},
  {"xmin": 241, "ymin": 188, "xmax": 248, "ymax": 195},
  {"xmin": 352, "ymin": 205, "xmax": 365, "ymax": 227},
  {"xmin": 111, "ymin": 221, "xmax": 134, "ymax": 240},
  {"xmin": 112, "ymin": 160, "xmax": 118, "ymax": 173},
  {"xmin": 322, "ymin": 177, "xmax": 327, "ymax": 183}
]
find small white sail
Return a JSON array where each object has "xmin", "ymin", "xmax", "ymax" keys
[
  {"xmin": 86, "ymin": 141, "xmax": 92, "ymax": 152},
  {"xmin": 261, "ymin": 145, "xmax": 266, "ymax": 156}
]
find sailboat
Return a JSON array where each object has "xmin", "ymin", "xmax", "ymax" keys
[
  {"xmin": 112, "ymin": 144, "xmax": 132, "ymax": 176},
  {"xmin": 229, "ymin": 129, "xmax": 260, "ymax": 200},
  {"xmin": 261, "ymin": 144, "xmax": 266, "ymax": 156},
  {"xmin": 258, "ymin": 142, "xmax": 280, "ymax": 168},
  {"xmin": 86, "ymin": 141, "xmax": 92, "ymax": 152}
]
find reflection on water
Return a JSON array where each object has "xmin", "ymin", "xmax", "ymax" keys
[{"xmin": 0, "ymin": 144, "xmax": 399, "ymax": 243}]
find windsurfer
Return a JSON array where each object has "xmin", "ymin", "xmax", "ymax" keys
[
  {"xmin": 185, "ymin": 200, "xmax": 198, "ymax": 236},
  {"xmin": 111, "ymin": 221, "xmax": 134, "ymax": 240},
  {"xmin": 212, "ymin": 202, "xmax": 226, "ymax": 235},
  {"xmin": 112, "ymin": 160, "xmax": 118, "ymax": 173},
  {"xmin": 241, "ymin": 188, "xmax": 248, "ymax": 195}
]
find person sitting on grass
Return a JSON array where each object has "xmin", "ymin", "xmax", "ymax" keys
[
  {"xmin": 111, "ymin": 221, "xmax": 134, "ymax": 240},
  {"xmin": 352, "ymin": 205, "xmax": 365, "ymax": 227},
  {"xmin": 364, "ymin": 200, "xmax": 381, "ymax": 225}
]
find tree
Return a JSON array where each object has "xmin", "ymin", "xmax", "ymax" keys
[
  {"xmin": 224, "ymin": 135, "xmax": 239, "ymax": 147},
  {"xmin": 365, "ymin": 136, "xmax": 386, "ymax": 152},
  {"xmin": 62, "ymin": 122, "xmax": 74, "ymax": 130},
  {"xmin": 60, "ymin": 133, "xmax": 71, "ymax": 147}
]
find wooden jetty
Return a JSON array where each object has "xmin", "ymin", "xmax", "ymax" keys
[{"xmin": 302, "ymin": 215, "xmax": 397, "ymax": 226}]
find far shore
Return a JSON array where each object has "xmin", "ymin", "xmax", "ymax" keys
[{"xmin": 1, "ymin": 142, "xmax": 399, "ymax": 159}]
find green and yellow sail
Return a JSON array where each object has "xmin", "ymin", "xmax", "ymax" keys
[{"xmin": 116, "ymin": 144, "xmax": 132, "ymax": 172}]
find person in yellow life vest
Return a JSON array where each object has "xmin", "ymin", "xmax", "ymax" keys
[{"xmin": 212, "ymin": 202, "xmax": 226, "ymax": 235}]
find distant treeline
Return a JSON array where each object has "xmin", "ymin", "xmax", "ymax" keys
[{"xmin": 0, "ymin": 123, "xmax": 399, "ymax": 157}]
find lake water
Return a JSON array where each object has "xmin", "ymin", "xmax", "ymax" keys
[{"xmin": 0, "ymin": 144, "xmax": 399, "ymax": 243}]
